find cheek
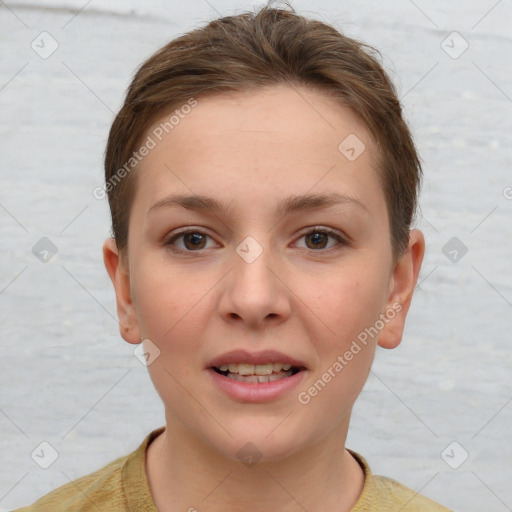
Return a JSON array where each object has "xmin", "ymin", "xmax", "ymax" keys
[
  {"xmin": 132, "ymin": 257, "xmax": 210, "ymax": 345},
  {"xmin": 133, "ymin": 262, "xmax": 211, "ymax": 417},
  {"xmin": 296, "ymin": 265, "xmax": 386, "ymax": 402},
  {"xmin": 298, "ymin": 275, "xmax": 380, "ymax": 421},
  {"xmin": 305, "ymin": 264, "xmax": 388, "ymax": 348}
]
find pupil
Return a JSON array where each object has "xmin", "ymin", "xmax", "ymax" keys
[
  {"xmin": 185, "ymin": 233, "xmax": 205, "ymax": 249},
  {"xmin": 307, "ymin": 232, "xmax": 327, "ymax": 249}
]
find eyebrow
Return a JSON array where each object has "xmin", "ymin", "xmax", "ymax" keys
[{"xmin": 147, "ymin": 192, "xmax": 369, "ymax": 216}]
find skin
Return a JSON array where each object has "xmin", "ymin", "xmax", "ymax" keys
[{"xmin": 103, "ymin": 83, "xmax": 425, "ymax": 511}]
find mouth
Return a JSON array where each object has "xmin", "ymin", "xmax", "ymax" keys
[
  {"xmin": 206, "ymin": 349, "xmax": 308, "ymax": 401},
  {"xmin": 210, "ymin": 362, "xmax": 305, "ymax": 383}
]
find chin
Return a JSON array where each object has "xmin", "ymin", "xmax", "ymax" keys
[{"xmin": 210, "ymin": 419, "xmax": 312, "ymax": 465}]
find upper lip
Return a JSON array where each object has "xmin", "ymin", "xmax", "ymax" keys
[{"xmin": 207, "ymin": 349, "xmax": 308, "ymax": 369}]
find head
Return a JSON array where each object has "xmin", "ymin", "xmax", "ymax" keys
[{"xmin": 103, "ymin": 4, "xmax": 424, "ymax": 463}]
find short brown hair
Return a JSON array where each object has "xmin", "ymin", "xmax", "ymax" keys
[{"xmin": 104, "ymin": 2, "xmax": 422, "ymax": 263}]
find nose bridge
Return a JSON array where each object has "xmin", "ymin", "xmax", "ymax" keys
[
  {"xmin": 234, "ymin": 234, "xmax": 278, "ymax": 301},
  {"xmin": 220, "ymin": 233, "xmax": 291, "ymax": 326}
]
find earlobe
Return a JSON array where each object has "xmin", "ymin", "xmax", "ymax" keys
[
  {"xmin": 378, "ymin": 229, "xmax": 425, "ymax": 349},
  {"xmin": 102, "ymin": 238, "xmax": 141, "ymax": 344}
]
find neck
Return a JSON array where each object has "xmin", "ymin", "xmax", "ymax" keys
[{"xmin": 146, "ymin": 415, "xmax": 365, "ymax": 512}]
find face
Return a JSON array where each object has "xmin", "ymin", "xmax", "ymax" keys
[{"xmin": 104, "ymin": 84, "xmax": 424, "ymax": 463}]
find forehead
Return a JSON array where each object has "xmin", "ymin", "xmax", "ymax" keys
[{"xmin": 134, "ymin": 84, "xmax": 384, "ymax": 218}]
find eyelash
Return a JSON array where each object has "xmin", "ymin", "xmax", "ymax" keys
[{"xmin": 163, "ymin": 226, "xmax": 348, "ymax": 255}]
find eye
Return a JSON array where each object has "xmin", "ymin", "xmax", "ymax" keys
[
  {"xmin": 295, "ymin": 227, "xmax": 347, "ymax": 251},
  {"xmin": 164, "ymin": 226, "xmax": 348, "ymax": 254},
  {"xmin": 164, "ymin": 229, "xmax": 216, "ymax": 253}
]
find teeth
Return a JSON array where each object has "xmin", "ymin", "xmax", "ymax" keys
[
  {"xmin": 238, "ymin": 364, "xmax": 255, "ymax": 376},
  {"xmin": 269, "ymin": 372, "xmax": 289, "ymax": 381},
  {"xmin": 255, "ymin": 363, "xmax": 273, "ymax": 375},
  {"xmin": 227, "ymin": 370, "xmax": 293, "ymax": 382},
  {"xmin": 219, "ymin": 362, "xmax": 295, "ymax": 375}
]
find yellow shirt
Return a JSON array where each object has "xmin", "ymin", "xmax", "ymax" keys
[{"xmin": 13, "ymin": 426, "xmax": 451, "ymax": 511}]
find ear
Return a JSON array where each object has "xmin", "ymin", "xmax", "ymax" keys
[
  {"xmin": 378, "ymin": 229, "xmax": 425, "ymax": 349},
  {"xmin": 102, "ymin": 238, "xmax": 141, "ymax": 344}
]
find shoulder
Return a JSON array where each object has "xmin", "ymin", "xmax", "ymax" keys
[
  {"xmin": 11, "ymin": 454, "xmax": 129, "ymax": 512},
  {"xmin": 11, "ymin": 426, "xmax": 164, "ymax": 512},
  {"xmin": 348, "ymin": 450, "xmax": 452, "ymax": 512},
  {"xmin": 372, "ymin": 475, "xmax": 452, "ymax": 511}
]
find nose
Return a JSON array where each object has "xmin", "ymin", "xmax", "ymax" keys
[{"xmin": 218, "ymin": 238, "xmax": 292, "ymax": 330}]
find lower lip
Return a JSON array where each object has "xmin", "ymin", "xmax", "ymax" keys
[{"xmin": 206, "ymin": 368, "xmax": 307, "ymax": 403}]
